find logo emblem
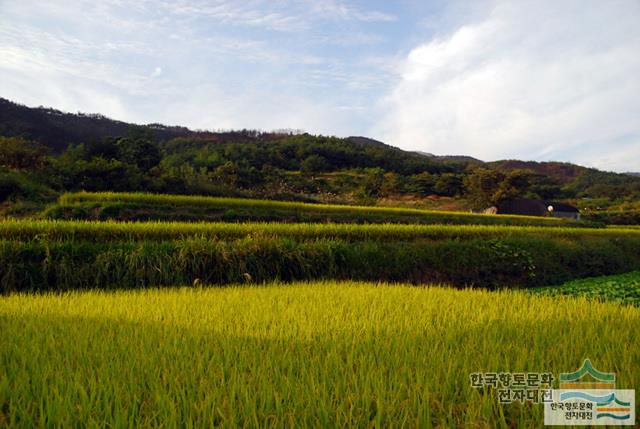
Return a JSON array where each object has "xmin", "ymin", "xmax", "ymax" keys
[{"xmin": 545, "ymin": 360, "xmax": 635, "ymax": 426}]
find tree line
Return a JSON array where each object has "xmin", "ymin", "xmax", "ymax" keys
[{"xmin": 1, "ymin": 130, "xmax": 640, "ymax": 211}]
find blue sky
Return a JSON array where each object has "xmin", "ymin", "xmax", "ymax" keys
[{"xmin": 1, "ymin": 0, "xmax": 639, "ymax": 172}]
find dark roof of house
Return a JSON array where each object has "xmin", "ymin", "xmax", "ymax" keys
[
  {"xmin": 497, "ymin": 199, "xmax": 547, "ymax": 216},
  {"xmin": 496, "ymin": 198, "xmax": 579, "ymax": 216},
  {"xmin": 545, "ymin": 201, "xmax": 579, "ymax": 213}
]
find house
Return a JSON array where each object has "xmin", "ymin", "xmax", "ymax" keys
[
  {"xmin": 491, "ymin": 198, "xmax": 580, "ymax": 220},
  {"xmin": 545, "ymin": 201, "xmax": 581, "ymax": 220}
]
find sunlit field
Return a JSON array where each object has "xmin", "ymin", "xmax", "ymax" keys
[
  {"xmin": 46, "ymin": 191, "xmax": 574, "ymax": 226},
  {"xmin": 2, "ymin": 282, "xmax": 638, "ymax": 427}
]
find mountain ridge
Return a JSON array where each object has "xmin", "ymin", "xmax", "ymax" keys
[{"xmin": 0, "ymin": 97, "xmax": 635, "ymax": 184}]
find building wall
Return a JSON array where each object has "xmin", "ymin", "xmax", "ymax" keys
[{"xmin": 551, "ymin": 211, "xmax": 580, "ymax": 220}]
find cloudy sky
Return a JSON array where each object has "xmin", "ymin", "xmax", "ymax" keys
[{"xmin": 1, "ymin": 0, "xmax": 639, "ymax": 172}]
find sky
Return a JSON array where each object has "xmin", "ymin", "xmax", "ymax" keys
[{"xmin": 1, "ymin": 0, "xmax": 639, "ymax": 172}]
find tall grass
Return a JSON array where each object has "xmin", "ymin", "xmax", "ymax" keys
[
  {"xmin": 585, "ymin": 209, "xmax": 640, "ymax": 225},
  {"xmin": 609, "ymin": 224, "xmax": 640, "ymax": 230},
  {"xmin": 1, "ymin": 219, "xmax": 639, "ymax": 292},
  {"xmin": 47, "ymin": 191, "xmax": 594, "ymax": 227},
  {"xmin": 1, "ymin": 282, "xmax": 638, "ymax": 427}
]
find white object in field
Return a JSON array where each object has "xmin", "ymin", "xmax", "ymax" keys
[{"xmin": 547, "ymin": 205, "xmax": 554, "ymax": 212}]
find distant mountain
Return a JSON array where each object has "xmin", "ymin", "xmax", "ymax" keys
[
  {"xmin": 1, "ymin": 97, "xmax": 640, "ymax": 208},
  {"xmin": 414, "ymin": 151, "xmax": 484, "ymax": 164},
  {"xmin": 0, "ymin": 98, "xmax": 381, "ymax": 154},
  {"xmin": 1, "ymin": 97, "xmax": 637, "ymax": 191},
  {"xmin": 346, "ymin": 136, "xmax": 390, "ymax": 148},
  {"xmin": 0, "ymin": 97, "xmax": 198, "ymax": 152},
  {"xmin": 488, "ymin": 160, "xmax": 589, "ymax": 184}
]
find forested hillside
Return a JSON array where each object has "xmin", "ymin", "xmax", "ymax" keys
[{"xmin": 1, "ymin": 97, "xmax": 639, "ymax": 217}]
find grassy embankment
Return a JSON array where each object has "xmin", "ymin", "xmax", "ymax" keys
[{"xmin": 1, "ymin": 219, "xmax": 639, "ymax": 293}]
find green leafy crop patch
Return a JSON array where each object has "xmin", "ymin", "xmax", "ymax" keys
[{"xmin": 532, "ymin": 271, "xmax": 640, "ymax": 306}]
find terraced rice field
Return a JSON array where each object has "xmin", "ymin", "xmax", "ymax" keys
[
  {"xmin": 3, "ymin": 192, "xmax": 639, "ymax": 427},
  {"xmin": 2, "ymin": 282, "xmax": 638, "ymax": 427},
  {"xmin": 2, "ymin": 219, "xmax": 640, "ymax": 293},
  {"xmin": 43, "ymin": 191, "xmax": 590, "ymax": 227}
]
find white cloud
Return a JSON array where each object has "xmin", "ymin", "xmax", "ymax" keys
[
  {"xmin": 374, "ymin": 0, "xmax": 640, "ymax": 172},
  {"xmin": 162, "ymin": 1, "xmax": 310, "ymax": 32},
  {"xmin": 0, "ymin": 25, "xmax": 163, "ymax": 96},
  {"xmin": 0, "ymin": 0, "xmax": 400, "ymax": 145},
  {"xmin": 304, "ymin": 0, "xmax": 396, "ymax": 22},
  {"xmin": 138, "ymin": 82, "xmax": 357, "ymax": 136},
  {"xmin": 0, "ymin": 68, "xmax": 131, "ymax": 121},
  {"xmin": 154, "ymin": 0, "xmax": 395, "ymax": 31}
]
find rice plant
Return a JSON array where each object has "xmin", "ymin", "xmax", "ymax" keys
[
  {"xmin": 0, "ymin": 218, "xmax": 633, "ymax": 243},
  {"xmin": 1, "ymin": 282, "xmax": 638, "ymax": 428}
]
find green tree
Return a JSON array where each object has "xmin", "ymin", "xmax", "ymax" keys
[
  {"xmin": 406, "ymin": 172, "xmax": 436, "ymax": 196},
  {"xmin": 464, "ymin": 169, "xmax": 505, "ymax": 209},
  {"xmin": 85, "ymin": 138, "xmax": 120, "ymax": 161},
  {"xmin": 212, "ymin": 162, "xmax": 239, "ymax": 188},
  {"xmin": 434, "ymin": 173, "xmax": 464, "ymax": 196},
  {"xmin": 464, "ymin": 169, "xmax": 534, "ymax": 209},
  {"xmin": 300, "ymin": 155, "xmax": 330, "ymax": 173},
  {"xmin": 0, "ymin": 137, "xmax": 48, "ymax": 170},
  {"xmin": 115, "ymin": 137, "xmax": 162, "ymax": 172},
  {"xmin": 381, "ymin": 172, "xmax": 404, "ymax": 196},
  {"xmin": 65, "ymin": 158, "xmax": 143, "ymax": 192},
  {"xmin": 493, "ymin": 170, "xmax": 532, "ymax": 203},
  {"xmin": 361, "ymin": 168, "xmax": 385, "ymax": 198}
]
